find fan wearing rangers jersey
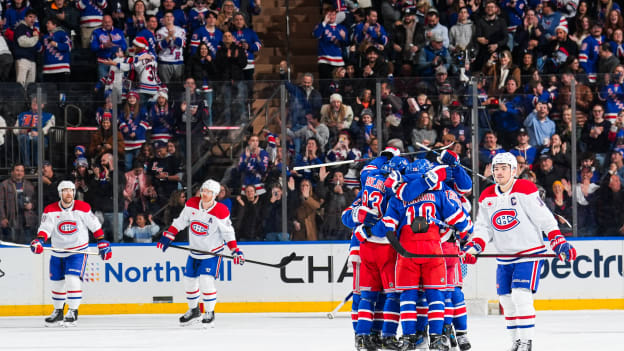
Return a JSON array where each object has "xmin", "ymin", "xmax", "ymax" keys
[
  {"xmin": 30, "ymin": 181, "xmax": 112, "ymax": 327},
  {"xmin": 461, "ymin": 152, "xmax": 577, "ymax": 351},
  {"xmin": 157, "ymin": 179, "xmax": 244, "ymax": 327},
  {"xmin": 156, "ymin": 11, "xmax": 186, "ymax": 84}
]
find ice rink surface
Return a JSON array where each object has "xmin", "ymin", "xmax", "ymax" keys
[{"xmin": 0, "ymin": 310, "xmax": 622, "ymax": 350}]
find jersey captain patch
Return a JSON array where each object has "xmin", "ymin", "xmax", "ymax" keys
[
  {"xmin": 190, "ymin": 221, "xmax": 210, "ymax": 236},
  {"xmin": 491, "ymin": 209, "xmax": 520, "ymax": 231},
  {"xmin": 58, "ymin": 221, "xmax": 78, "ymax": 235}
]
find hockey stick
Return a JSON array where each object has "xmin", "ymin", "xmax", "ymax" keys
[
  {"xmin": 169, "ymin": 244, "xmax": 297, "ymax": 268},
  {"xmin": 327, "ymin": 291, "xmax": 354, "ymax": 319},
  {"xmin": 292, "ymin": 146, "xmax": 453, "ymax": 171},
  {"xmin": 0, "ymin": 240, "xmax": 99, "ymax": 255},
  {"xmin": 385, "ymin": 231, "xmax": 556, "ymax": 258},
  {"xmin": 414, "ymin": 142, "xmax": 493, "ymax": 183}
]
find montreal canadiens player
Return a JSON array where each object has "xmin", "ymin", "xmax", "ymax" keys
[
  {"xmin": 30, "ymin": 181, "xmax": 112, "ymax": 326},
  {"xmin": 461, "ymin": 152, "xmax": 577, "ymax": 351},
  {"xmin": 157, "ymin": 179, "xmax": 245, "ymax": 327}
]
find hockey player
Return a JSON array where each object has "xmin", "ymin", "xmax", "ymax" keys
[
  {"xmin": 157, "ymin": 179, "xmax": 244, "ymax": 327},
  {"xmin": 461, "ymin": 152, "xmax": 577, "ymax": 351},
  {"xmin": 30, "ymin": 181, "xmax": 112, "ymax": 326},
  {"xmin": 371, "ymin": 158, "xmax": 472, "ymax": 351},
  {"xmin": 342, "ymin": 149, "xmax": 406, "ymax": 350}
]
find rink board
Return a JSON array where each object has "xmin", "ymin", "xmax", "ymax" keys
[{"xmin": 0, "ymin": 239, "xmax": 622, "ymax": 315}]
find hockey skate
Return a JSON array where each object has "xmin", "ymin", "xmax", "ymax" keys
[
  {"xmin": 517, "ymin": 340, "xmax": 532, "ymax": 351},
  {"xmin": 508, "ymin": 339, "xmax": 521, "ymax": 351},
  {"xmin": 379, "ymin": 335, "xmax": 402, "ymax": 350},
  {"xmin": 63, "ymin": 309, "xmax": 78, "ymax": 327},
  {"xmin": 201, "ymin": 311, "xmax": 215, "ymax": 328},
  {"xmin": 179, "ymin": 306, "xmax": 201, "ymax": 326},
  {"xmin": 356, "ymin": 334, "xmax": 377, "ymax": 351},
  {"xmin": 399, "ymin": 333, "xmax": 427, "ymax": 350},
  {"xmin": 442, "ymin": 324, "xmax": 457, "ymax": 348},
  {"xmin": 429, "ymin": 334, "xmax": 450, "ymax": 351},
  {"xmin": 456, "ymin": 333, "xmax": 471, "ymax": 350},
  {"xmin": 371, "ymin": 331, "xmax": 382, "ymax": 349},
  {"xmin": 44, "ymin": 307, "xmax": 64, "ymax": 327}
]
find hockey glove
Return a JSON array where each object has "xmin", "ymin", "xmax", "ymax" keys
[
  {"xmin": 97, "ymin": 239, "xmax": 112, "ymax": 260},
  {"xmin": 438, "ymin": 150, "xmax": 460, "ymax": 167},
  {"xmin": 460, "ymin": 239, "xmax": 484, "ymax": 265},
  {"xmin": 352, "ymin": 206, "xmax": 379, "ymax": 226},
  {"xmin": 354, "ymin": 224, "xmax": 372, "ymax": 242},
  {"xmin": 550, "ymin": 235, "xmax": 577, "ymax": 262},
  {"xmin": 384, "ymin": 170, "xmax": 403, "ymax": 193},
  {"xmin": 157, "ymin": 231, "xmax": 175, "ymax": 252},
  {"xmin": 232, "ymin": 248, "xmax": 245, "ymax": 265},
  {"xmin": 30, "ymin": 237, "xmax": 44, "ymax": 254},
  {"xmin": 424, "ymin": 166, "xmax": 448, "ymax": 190},
  {"xmin": 411, "ymin": 216, "xmax": 430, "ymax": 233}
]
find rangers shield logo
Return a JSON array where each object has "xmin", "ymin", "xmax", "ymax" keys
[
  {"xmin": 58, "ymin": 221, "xmax": 78, "ymax": 235},
  {"xmin": 190, "ymin": 221, "xmax": 209, "ymax": 236},
  {"xmin": 491, "ymin": 209, "xmax": 520, "ymax": 231}
]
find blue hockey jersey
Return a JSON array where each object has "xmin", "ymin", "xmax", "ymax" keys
[
  {"xmin": 312, "ymin": 21, "xmax": 347, "ymax": 66},
  {"xmin": 579, "ymin": 35, "xmax": 604, "ymax": 83},
  {"xmin": 42, "ymin": 27, "xmax": 72, "ymax": 74},
  {"xmin": 189, "ymin": 26, "xmax": 222, "ymax": 56},
  {"xmin": 232, "ymin": 28, "xmax": 261, "ymax": 70}
]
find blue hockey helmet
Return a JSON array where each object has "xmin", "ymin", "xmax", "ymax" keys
[
  {"xmin": 406, "ymin": 159, "xmax": 433, "ymax": 174},
  {"xmin": 382, "ymin": 156, "xmax": 409, "ymax": 174}
]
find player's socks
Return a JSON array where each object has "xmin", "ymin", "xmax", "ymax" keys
[{"xmin": 179, "ymin": 306, "xmax": 201, "ymax": 325}]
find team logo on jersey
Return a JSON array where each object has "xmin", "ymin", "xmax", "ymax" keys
[
  {"xmin": 190, "ymin": 221, "xmax": 210, "ymax": 236},
  {"xmin": 58, "ymin": 221, "xmax": 78, "ymax": 234},
  {"xmin": 491, "ymin": 209, "xmax": 520, "ymax": 231}
]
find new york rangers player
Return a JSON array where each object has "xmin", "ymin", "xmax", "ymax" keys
[
  {"xmin": 461, "ymin": 152, "xmax": 577, "ymax": 351},
  {"xmin": 30, "ymin": 181, "xmax": 112, "ymax": 327},
  {"xmin": 157, "ymin": 179, "xmax": 244, "ymax": 327}
]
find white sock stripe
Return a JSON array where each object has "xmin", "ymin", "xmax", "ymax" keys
[{"xmin": 400, "ymin": 301, "xmax": 416, "ymax": 306}]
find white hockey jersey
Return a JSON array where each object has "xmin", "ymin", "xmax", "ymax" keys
[
  {"xmin": 156, "ymin": 26, "xmax": 186, "ymax": 64},
  {"xmin": 37, "ymin": 200, "xmax": 104, "ymax": 257},
  {"xmin": 131, "ymin": 51, "xmax": 162, "ymax": 95},
  {"xmin": 167, "ymin": 197, "xmax": 237, "ymax": 259},
  {"xmin": 472, "ymin": 179, "xmax": 560, "ymax": 264}
]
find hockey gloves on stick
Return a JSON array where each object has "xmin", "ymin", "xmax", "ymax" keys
[
  {"xmin": 157, "ymin": 231, "xmax": 175, "ymax": 252},
  {"xmin": 354, "ymin": 224, "xmax": 373, "ymax": 242},
  {"xmin": 30, "ymin": 237, "xmax": 44, "ymax": 254},
  {"xmin": 97, "ymin": 239, "xmax": 112, "ymax": 260},
  {"xmin": 460, "ymin": 239, "xmax": 484, "ymax": 264},
  {"xmin": 384, "ymin": 170, "xmax": 403, "ymax": 193},
  {"xmin": 438, "ymin": 150, "xmax": 460, "ymax": 167},
  {"xmin": 232, "ymin": 248, "xmax": 245, "ymax": 265},
  {"xmin": 352, "ymin": 205, "xmax": 379, "ymax": 226},
  {"xmin": 424, "ymin": 166, "xmax": 448, "ymax": 190},
  {"xmin": 550, "ymin": 235, "xmax": 577, "ymax": 262}
]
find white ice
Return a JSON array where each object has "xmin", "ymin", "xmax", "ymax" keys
[{"xmin": 0, "ymin": 310, "xmax": 622, "ymax": 350}]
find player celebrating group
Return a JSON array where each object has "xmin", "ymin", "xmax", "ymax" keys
[
  {"xmin": 461, "ymin": 153, "xmax": 577, "ymax": 351},
  {"xmin": 30, "ymin": 181, "xmax": 112, "ymax": 327},
  {"xmin": 157, "ymin": 179, "xmax": 245, "ymax": 327}
]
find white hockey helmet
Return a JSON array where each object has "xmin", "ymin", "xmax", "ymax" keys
[
  {"xmin": 57, "ymin": 180, "xmax": 76, "ymax": 199},
  {"xmin": 491, "ymin": 152, "xmax": 518, "ymax": 176},
  {"xmin": 200, "ymin": 179, "xmax": 221, "ymax": 196}
]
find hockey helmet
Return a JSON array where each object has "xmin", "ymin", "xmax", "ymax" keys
[
  {"xmin": 388, "ymin": 156, "xmax": 409, "ymax": 174},
  {"xmin": 57, "ymin": 180, "xmax": 75, "ymax": 199},
  {"xmin": 491, "ymin": 152, "xmax": 517, "ymax": 175},
  {"xmin": 200, "ymin": 179, "xmax": 221, "ymax": 196},
  {"xmin": 406, "ymin": 159, "xmax": 433, "ymax": 175}
]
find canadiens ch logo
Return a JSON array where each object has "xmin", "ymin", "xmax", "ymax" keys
[
  {"xmin": 190, "ymin": 221, "xmax": 209, "ymax": 236},
  {"xmin": 491, "ymin": 209, "xmax": 520, "ymax": 231},
  {"xmin": 58, "ymin": 221, "xmax": 78, "ymax": 234}
]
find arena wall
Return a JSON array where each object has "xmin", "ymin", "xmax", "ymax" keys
[{"xmin": 0, "ymin": 239, "xmax": 622, "ymax": 316}]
